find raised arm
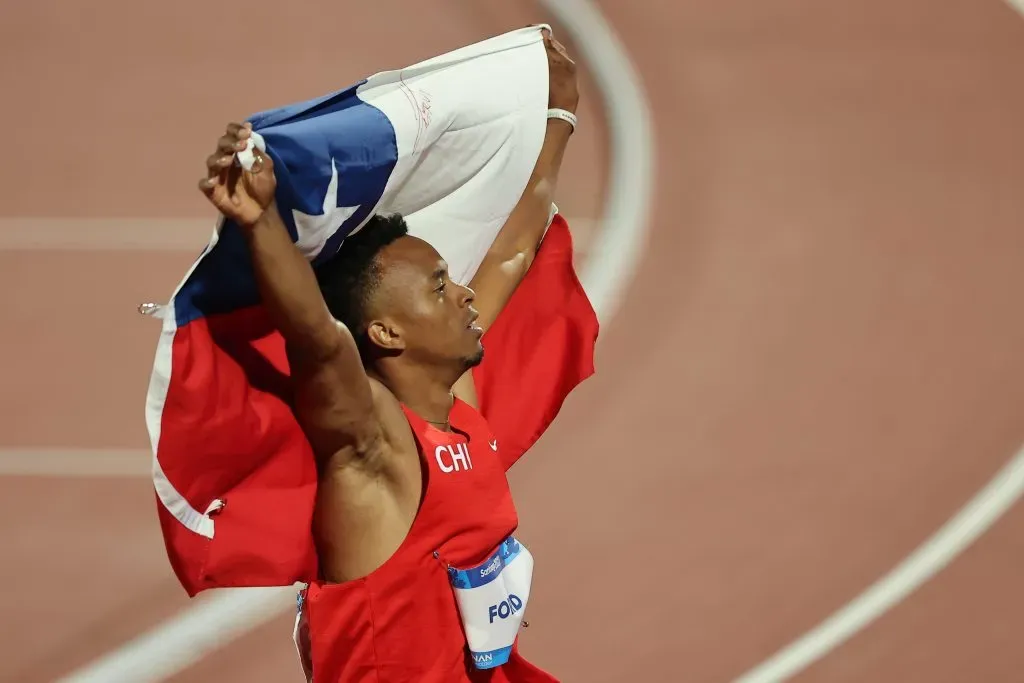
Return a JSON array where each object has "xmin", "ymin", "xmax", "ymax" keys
[
  {"xmin": 467, "ymin": 32, "xmax": 578, "ymax": 331},
  {"xmin": 454, "ymin": 32, "xmax": 578, "ymax": 405},
  {"xmin": 199, "ymin": 123, "xmax": 381, "ymax": 465}
]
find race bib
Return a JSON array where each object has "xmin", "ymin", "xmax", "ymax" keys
[{"xmin": 447, "ymin": 537, "xmax": 534, "ymax": 669}]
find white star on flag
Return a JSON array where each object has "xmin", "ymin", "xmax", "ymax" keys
[{"xmin": 292, "ymin": 157, "xmax": 361, "ymax": 259}]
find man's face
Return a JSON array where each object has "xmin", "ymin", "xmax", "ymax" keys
[{"xmin": 368, "ymin": 236, "xmax": 484, "ymax": 369}]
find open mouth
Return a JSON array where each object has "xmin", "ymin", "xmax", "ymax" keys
[{"xmin": 466, "ymin": 310, "xmax": 482, "ymax": 334}]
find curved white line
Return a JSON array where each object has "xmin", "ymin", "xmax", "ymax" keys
[
  {"xmin": 734, "ymin": 3, "xmax": 1024, "ymax": 679},
  {"xmin": 55, "ymin": 588, "xmax": 301, "ymax": 683},
  {"xmin": 52, "ymin": 4, "xmax": 656, "ymax": 682},
  {"xmin": 735, "ymin": 445, "xmax": 1024, "ymax": 682},
  {"xmin": 0, "ymin": 218, "xmax": 214, "ymax": 250},
  {"xmin": 544, "ymin": 0, "xmax": 656, "ymax": 323},
  {"xmin": 0, "ymin": 449, "xmax": 150, "ymax": 477}
]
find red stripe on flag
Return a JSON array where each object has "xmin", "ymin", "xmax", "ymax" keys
[{"xmin": 473, "ymin": 214, "xmax": 599, "ymax": 470}]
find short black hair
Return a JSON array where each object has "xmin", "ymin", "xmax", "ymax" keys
[{"xmin": 315, "ymin": 213, "xmax": 409, "ymax": 360}]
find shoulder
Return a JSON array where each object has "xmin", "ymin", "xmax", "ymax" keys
[{"xmin": 368, "ymin": 377, "xmax": 418, "ymax": 454}]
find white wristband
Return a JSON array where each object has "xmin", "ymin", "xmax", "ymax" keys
[{"xmin": 547, "ymin": 108, "xmax": 577, "ymax": 132}]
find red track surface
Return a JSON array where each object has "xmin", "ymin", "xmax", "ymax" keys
[{"xmin": 2, "ymin": 0, "xmax": 1024, "ymax": 681}]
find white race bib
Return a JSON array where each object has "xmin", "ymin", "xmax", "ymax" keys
[{"xmin": 446, "ymin": 537, "xmax": 534, "ymax": 669}]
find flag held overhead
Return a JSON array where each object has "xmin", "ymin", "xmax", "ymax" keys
[{"xmin": 144, "ymin": 25, "xmax": 597, "ymax": 597}]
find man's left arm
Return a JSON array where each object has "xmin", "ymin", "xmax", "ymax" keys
[{"xmin": 454, "ymin": 31, "xmax": 578, "ymax": 406}]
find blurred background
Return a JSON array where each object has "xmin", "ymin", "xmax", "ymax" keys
[{"xmin": 2, "ymin": 0, "xmax": 1024, "ymax": 681}]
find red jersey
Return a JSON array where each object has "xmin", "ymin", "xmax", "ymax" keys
[{"xmin": 295, "ymin": 399, "xmax": 559, "ymax": 683}]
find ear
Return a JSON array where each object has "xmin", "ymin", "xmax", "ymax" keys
[{"xmin": 366, "ymin": 319, "xmax": 405, "ymax": 352}]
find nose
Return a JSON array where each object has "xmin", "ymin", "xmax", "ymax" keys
[{"xmin": 458, "ymin": 283, "xmax": 476, "ymax": 306}]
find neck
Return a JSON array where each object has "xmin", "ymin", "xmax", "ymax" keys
[{"xmin": 370, "ymin": 360, "xmax": 461, "ymax": 427}]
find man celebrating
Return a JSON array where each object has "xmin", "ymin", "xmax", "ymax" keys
[{"xmin": 199, "ymin": 30, "xmax": 580, "ymax": 682}]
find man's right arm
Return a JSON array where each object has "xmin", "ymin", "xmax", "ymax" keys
[
  {"xmin": 199, "ymin": 122, "xmax": 381, "ymax": 467},
  {"xmin": 244, "ymin": 205, "xmax": 382, "ymax": 465}
]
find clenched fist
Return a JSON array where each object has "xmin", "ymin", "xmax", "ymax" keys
[
  {"xmin": 198, "ymin": 122, "xmax": 277, "ymax": 226},
  {"xmin": 543, "ymin": 29, "xmax": 578, "ymax": 114}
]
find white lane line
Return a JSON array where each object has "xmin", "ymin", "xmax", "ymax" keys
[
  {"xmin": 736, "ymin": 2, "xmax": 1024, "ymax": 677},
  {"xmin": 0, "ymin": 218, "xmax": 214, "ymax": 251},
  {"xmin": 53, "ymin": 588, "xmax": 299, "ymax": 683},
  {"xmin": 47, "ymin": 1, "xmax": 657, "ymax": 681},
  {"xmin": 735, "ymin": 445, "xmax": 1024, "ymax": 682},
  {"xmin": 549, "ymin": 0, "xmax": 656, "ymax": 323},
  {"xmin": 1005, "ymin": 0, "xmax": 1024, "ymax": 17},
  {"xmin": 0, "ymin": 449, "xmax": 150, "ymax": 478}
]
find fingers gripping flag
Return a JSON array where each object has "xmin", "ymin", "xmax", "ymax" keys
[{"xmin": 145, "ymin": 26, "xmax": 598, "ymax": 596}]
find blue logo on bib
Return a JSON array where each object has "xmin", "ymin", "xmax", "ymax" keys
[
  {"xmin": 447, "ymin": 538, "xmax": 524, "ymax": 590},
  {"xmin": 488, "ymin": 594, "xmax": 524, "ymax": 623},
  {"xmin": 447, "ymin": 566, "xmax": 470, "ymax": 589}
]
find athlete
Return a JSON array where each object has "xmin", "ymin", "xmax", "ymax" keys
[{"xmin": 198, "ymin": 30, "xmax": 579, "ymax": 683}]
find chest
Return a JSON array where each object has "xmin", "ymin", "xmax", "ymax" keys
[{"xmin": 411, "ymin": 419, "xmax": 518, "ymax": 564}]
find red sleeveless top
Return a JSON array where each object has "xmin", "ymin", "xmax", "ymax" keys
[{"xmin": 297, "ymin": 399, "xmax": 559, "ymax": 683}]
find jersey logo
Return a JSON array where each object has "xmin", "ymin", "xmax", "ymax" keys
[
  {"xmin": 434, "ymin": 443, "xmax": 473, "ymax": 473},
  {"xmin": 489, "ymin": 440, "xmax": 498, "ymax": 451}
]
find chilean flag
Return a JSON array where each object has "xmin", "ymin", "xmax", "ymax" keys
[{"xmin": 144, "ymin": 25, "xmax": 598, "ymax": 597}]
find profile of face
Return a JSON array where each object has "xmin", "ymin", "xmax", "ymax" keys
[{"xmin": 365, "ymin": 236, "xmax": 484, "ymax": 371}]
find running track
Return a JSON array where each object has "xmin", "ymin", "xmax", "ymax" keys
[{"xmin": 2, "ymin": 0, "xmax": 1024, "ymax": 681}]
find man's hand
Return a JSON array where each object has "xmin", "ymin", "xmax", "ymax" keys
[
  {"xmin": 544, "ymin": 29, "xmax": 579, "ymax": 115},
  {"xmin": 199, "ymin": 122, "xmax": 277, "ymax": 227}
]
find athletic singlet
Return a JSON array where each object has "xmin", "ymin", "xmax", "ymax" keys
[{"xmin": 294, "ymin": 399, "xmax": 559, "ymax": 683}]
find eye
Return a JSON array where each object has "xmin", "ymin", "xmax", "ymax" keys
[{"xmin": 436, "ymin": 282, "xmax": 447, "ymax": 294}]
